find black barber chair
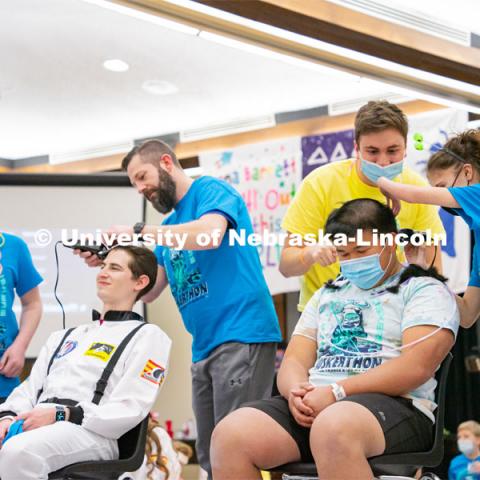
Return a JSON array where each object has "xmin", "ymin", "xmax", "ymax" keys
[
  {"xmin": 49, "ymin": 416, "xmax": 149, "ymax": 480},
  {"xmin": 271, "ymin": 353, "xmax": 452, "ymax": 480}
]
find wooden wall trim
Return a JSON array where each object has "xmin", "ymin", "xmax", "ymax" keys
[
  {"xmin": 6, "ymin": 100, "xmax": 443, "ymax": 174},
  {"xmin": 178, "ymin": 100, "xmax": 443, "ymax": 157},
  {"xmin": 12, "ymin": 153, "xmax": 125, "ymax": 174},
  {"xmin": 196, "ymin": 0, "xmax": 480, "ymax": 82},
  {"xmin": 266, "ymin": 0, "xmax": 480, "ymax": 68}
]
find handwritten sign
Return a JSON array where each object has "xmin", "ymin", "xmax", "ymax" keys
[{"xmin": 200, "ymin": 138, "xmax": 302, "ymax": 295}]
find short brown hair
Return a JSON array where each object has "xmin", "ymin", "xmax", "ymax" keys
[
  {"xmin": 354, "ymin": 100, "xmax": 408, "ymax": 144},
  {"xmin": 110, "ymin": 245, "xmax": 158, "ymax": 301},
  {"xmin": 122, "ymin": 139, "xmax": 180, "ymax": 171},
  {"xmin": 458, "ymin": 420, "xmax": 480, "ymax": 437},
  {"xmin": 427, "ymin": 129, "xmax": 480, "ymax": 175}
]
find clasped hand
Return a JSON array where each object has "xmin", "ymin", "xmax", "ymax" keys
[{"xmin": 288, "ymin": 383, "xmax": 336, "ymax": 427}]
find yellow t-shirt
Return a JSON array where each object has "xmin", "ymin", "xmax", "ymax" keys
[{"xmin": 282, "ymin": 159, "xmax": 445, "ymax": 311}]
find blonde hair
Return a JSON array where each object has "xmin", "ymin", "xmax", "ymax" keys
[
  {"xmin": 144, "ymin": 418, "xmax": 193, "ymax": 480},
  {"xmin": 145, "ymin": 419, "xmax": 170, "ymax": 480},
  {"xmin": 458, "ymin": 420, "xmax": 480, "ymax": 437}
]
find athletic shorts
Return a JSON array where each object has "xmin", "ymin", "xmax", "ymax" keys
[{"xmin": 244, "ymin": 393, "xmax": 433, "ymax": 462}]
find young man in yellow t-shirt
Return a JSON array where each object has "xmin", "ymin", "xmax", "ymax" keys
[{"xmin": 280, "ymin": 100, "xmax": 445, "ymax": 311}]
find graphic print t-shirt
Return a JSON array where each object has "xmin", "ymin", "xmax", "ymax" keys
[{"xmin": 293, "ymin": 271, "xmax": 459, "ymax": 420}]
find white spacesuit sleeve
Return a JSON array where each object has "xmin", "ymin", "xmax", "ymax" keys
[
  {"xmin": 77, "ymin": 325, "xmax": 171, "ymax": 439},
  {"xmin": 0, "ymin": 330, "xmax": 65, "ymax": 416}
]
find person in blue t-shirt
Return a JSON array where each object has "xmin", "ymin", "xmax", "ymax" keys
[
  {"xmin": 77, "ymin": 139, "xmax": 281, "ymax": 477},
  {"xmin": 0, "ymin": 232, "xmax": 43, "ymax": 402},
  {"xmin": 449, "ymin": 421, "xmax": 480, "ymax": 480},
  {"xmin": 378, "ymin": 129, "xmax": 480, "ymax": 329}
]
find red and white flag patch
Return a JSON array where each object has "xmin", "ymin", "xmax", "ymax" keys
[{"xmin": 140, "ymin": 359, "xmax": 165, "ymax": 386}]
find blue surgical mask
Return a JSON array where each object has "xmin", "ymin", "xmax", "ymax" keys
[
  {"xmin": 458, "ymin": 439, "xmax": 476, "ymax": 456},
  {"xmin": 360, "ymin": 156, "xmax": 404, "ymax": 183},
  {"xmin": 340, "ymin": 247, "xmax": 392, "ymax": 290}
]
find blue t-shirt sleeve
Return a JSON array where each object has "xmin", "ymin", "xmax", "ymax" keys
[
  {"xmin": 154, "ymin": 245, "xmax": 165, "ymax": 267},
  {"xmin": 448, "ymin": 185, "xmax": 480, "ymax": 230},
  {"xmin": 449, "ymin": 455, "xmax": 468, "ymax": 480},
  {"xmin": 14, "ymin": 238, "xmax": 43, "ymax": 297},
  {"xmin": 469, "ymin": 242, "xmax": 480, "ymax": 288},
  {"xmin": 196, "ymin": 179, "xmax": 241, "ymax": 230}
]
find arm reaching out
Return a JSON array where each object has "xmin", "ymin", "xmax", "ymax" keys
[{"xmin": 378, "ymin": 177, "xmax": 460, "ymax": 207}]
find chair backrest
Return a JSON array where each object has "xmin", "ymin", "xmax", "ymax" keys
[
  {"xmin": 430, "ymin": 352, "xmax": 453, "ymax": 461},
  {"xmin": 370, "ymin": 352, "xmax": 453, "ymax": 468},
  {"xmin": 118, "ymin": 415, "xmax": 149, "ymax": 461}
]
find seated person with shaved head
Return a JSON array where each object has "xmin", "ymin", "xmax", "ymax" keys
[
  {"xmin": 0, "ymin": 246, "xmax": 172, "ymax": 480},
  {"xmin": 211, "ymin": 199, "xmax": 459, "ymax": 480}
]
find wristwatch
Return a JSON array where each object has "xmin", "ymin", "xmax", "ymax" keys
[
  {"xmin": 55, "ymin": 405, "xmax": 66, "ymax": 422},
  {"xmin": 133, "ymin": 222, "xmax": 145, "ymax": 235},
  {"xmin": 330, "ymin": 383, "xmax": 347, "ymax": 402}
]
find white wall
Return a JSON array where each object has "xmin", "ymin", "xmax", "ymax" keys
[{"xmin": 146, "ymin": 204, "xmax": 194, "ymax": 433}]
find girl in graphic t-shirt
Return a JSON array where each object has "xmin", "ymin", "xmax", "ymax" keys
[{"xmin": 378, "ymin": 129, "xmax": 480, "ymax": 329}]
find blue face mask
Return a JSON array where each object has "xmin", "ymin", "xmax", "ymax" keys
[
  {"xmin": 458, "ymin": 439, "xmax": 475, "ymax": 456},
  {"xmin": 340, "ymin": 247, "xmax": 392, "ymax": 290},
  {"xmin": 360, "ymin": 156, "xmax": 404, "ymax": 183}
]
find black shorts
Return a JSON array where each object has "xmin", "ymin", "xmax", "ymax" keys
[{"xmin": 243, "ymin": 393, "xmax": 433, "ymax": 462}]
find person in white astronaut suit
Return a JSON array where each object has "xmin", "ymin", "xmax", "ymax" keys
[{"xmin": 0, "ymin": 245, "xmax": 172, "ymax": 480}]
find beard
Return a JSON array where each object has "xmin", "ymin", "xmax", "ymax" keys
[{"xmin": 148, "ymin": 168, "xmax": 177, "ymax": 214}]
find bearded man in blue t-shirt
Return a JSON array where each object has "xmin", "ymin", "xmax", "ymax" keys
[{"xmin": 77, "ymin": 139, "xmax": 281, "ymax": 477}]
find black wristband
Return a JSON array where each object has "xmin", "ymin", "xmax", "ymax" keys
[{"xmin": 67, "ymin": 406, "xmax": 84, "ymax": 425}]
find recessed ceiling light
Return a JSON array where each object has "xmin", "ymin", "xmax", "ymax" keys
[
  {"xmin": 103, "ymin": 59, "xmax": 129, "ymax": 72},
  {"xmin": 142, "ymin": 80, "xmax": 179, "ymax": 95}
]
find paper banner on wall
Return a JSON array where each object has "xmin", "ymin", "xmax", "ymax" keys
[
  {"xmin": 408, "ymin": 108, "xmax": 469, "ymax": 293},
  {"xmin": 301, "ymin": 129, "xmax": 354, "ymax": 178},
  {"xmin": 199, "ymin": 138, "xmax": 303, "ymax": 295}
]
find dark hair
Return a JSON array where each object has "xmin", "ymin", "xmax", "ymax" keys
[
  {"xmin": 354, "ymin": 100, "xmax": 408, "ymax": 145},
  {"xmin": 122, "ymin": 139, "xmax": 180, "ymax": 171},
  {"xmin": 427, "ymin": 129, "xmax": 480, "ymax": 175},
  {"xmin": 325, "ymin": 198, "xmax": 397, "ymax": 238},
  {"xmin": 323, "ymin": 198, "xmax": 447, "ymax": 291},
  {"xmin": 109, "ymin": 246, "xmax": 158, "ymax": 301}
]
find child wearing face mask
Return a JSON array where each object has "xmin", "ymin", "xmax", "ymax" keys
[
  {"xmin": 377, "ymin": 130, "xmax": 480, "ymax": 329},
  {"xmin": 449, "ymin": 421, "xmax": 480, "ymax": 480}
]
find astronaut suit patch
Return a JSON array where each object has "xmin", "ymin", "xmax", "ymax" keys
[
  {"xmin": 140, "ymin": 359, "xmax": 165, "ymax": 386},
  {"xmin": 84, "ymin": 342, "xmax": 116, "ymax": 361}
]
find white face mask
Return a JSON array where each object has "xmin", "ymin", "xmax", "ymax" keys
[{"xmin": 458, "ymin": 439, "xmax": 476, "ymax": 456}]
